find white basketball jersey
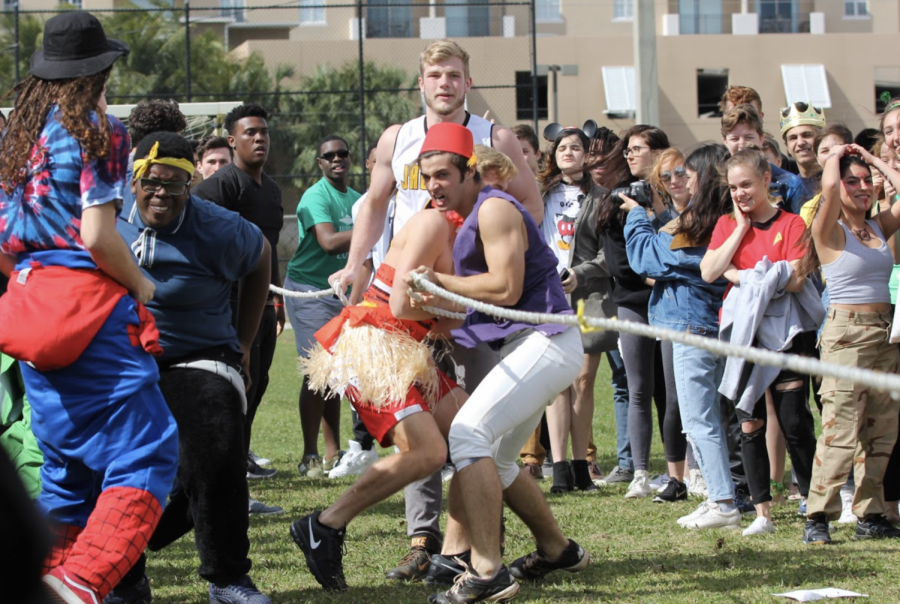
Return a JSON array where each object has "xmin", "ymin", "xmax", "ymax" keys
[{"xmin": 390, "ymin": 112, "xmax": 494, "ymax": 239}]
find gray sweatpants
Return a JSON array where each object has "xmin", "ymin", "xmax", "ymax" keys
[{"xmin": 404, "ymin": 341, "xmax": 500, "ymax": 542}]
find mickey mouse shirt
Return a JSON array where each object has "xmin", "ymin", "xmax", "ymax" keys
[{"xmin": 540, "ymin": 182, "xmax": 585, "ymax": 274}]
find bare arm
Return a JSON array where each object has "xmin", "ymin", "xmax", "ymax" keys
[
  {"xmin": 812, "ymin": 145, "xmax": 850, "ymax": 259},
  {"xmin": 81, "ymin": 202, "xmax": 155, "ymax": 303},
  {"xmin": 0, "ymin": 253, "xmax": 15, "ymax": 276},
  {"xmin": 331, "ymin": 125, "xmax": 400, "ymax": 290},
  {"xmin": 493, "ymin": 126, "xmax": 543, "ymax": 225},
  {"xmin": 236, "ymin": 239, "xmax": 272, "ymax": 388},
  {"xmin": 348, "ymin": 258, "xmax": 374, "ymax": 305},
  {"xmin": 701, "ymin": 212, "xmax": 749, "ymax": 283},
  {"xmin": 784, "ymin": 258, "xmax": 806, "ymax": 293},
  {"xmin": 313, "ymin": 223, "xmax": 352, "ymax": 255},
  {"xmin": 390, "ymin": 213, "xmax": 450, "ymax": 321},
  {"xmin": 409, "ymin": 199, "xmax": 526, "ymax": 306}
]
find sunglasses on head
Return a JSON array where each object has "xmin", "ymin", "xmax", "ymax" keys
[
  {"xmin": 660, "ymin": 166, "xmax": 687, "ymax": 183},
  {"xmin": 319, "ymin": 149, "xmax": 350, "ymax": 162}
]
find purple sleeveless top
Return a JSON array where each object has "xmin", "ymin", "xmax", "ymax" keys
[{"xmin": 451, "ymin": 186, "xmax": 573, "ymax": 349}]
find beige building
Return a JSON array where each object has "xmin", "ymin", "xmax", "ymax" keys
[{"xmin": 10, "ymin": 0, "xmax": 899, "ymax": 150}]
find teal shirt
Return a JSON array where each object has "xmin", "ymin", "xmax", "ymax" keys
[{"xmin": 287, "ymin": 178, "xmax": 361, "ymax": 289}]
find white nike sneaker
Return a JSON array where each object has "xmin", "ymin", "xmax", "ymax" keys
[
  {"xmin": 649, "ymin": 472, "xmax": 670, "ymax": 491},
  {"xmin": 742, "ymin": 516, "xmax": 775, "ymax": 536},
  {"xmin": 682, "ymin": 502, "xmax": 741, "ymax": 530},
  {"xmin": 328, "ymin": 440, "xmax": 378, "ymax": 478},
  {"xmin": 625, "ymin": 470, "xmax": 653, "ymax": 499}
]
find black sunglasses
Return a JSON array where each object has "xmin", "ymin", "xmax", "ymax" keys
[
  {"xmin": 140, "ymin": 178, "xmax": 191, "ymax": 196},
  {"xmin": 660, "ymin": 166, "xmax": 687, "ymax": 183},
  {"xmin": 319, "ymin": 149, "xmax": 350, "ymax": 162}
]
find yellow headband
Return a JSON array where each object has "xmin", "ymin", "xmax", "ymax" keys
[{"xmin": 133, "ymin": 141, "xmax": 196, "ymax": 182}]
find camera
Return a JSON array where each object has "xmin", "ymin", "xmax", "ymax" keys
[{"xmin": 612, "ymin": 180, "xmax": 652, "ymax": 207}]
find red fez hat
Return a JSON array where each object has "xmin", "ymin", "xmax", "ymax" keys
[{"xmin": 419, "ymin": 122, "xmax": 474, "ymax": 159}]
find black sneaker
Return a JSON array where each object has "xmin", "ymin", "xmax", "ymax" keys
[
  {"xmin": 247, "ymin": 457, "xmax": 277, "ymax": 480},
  {"xmin": 428, "ymin": 565, "xmax": 519, "ymax": 604},
  {"xmin": 802, "ymin": 515, "xmax": 833, "ymax": 545},
  {"xmin": 652, "ymin": 479, "xmax": 687, "ymax": 503},
  {"xmin": 509, "ymin": 539, "xmax": 590, "ymax": 581},
  {"xmin": 425, "ymin": 552, "xmax": 470, "ymax": 586},
  {"xmin": 289, "ymin": 511, "xmax": 348, "ymax": 591},
  {"xmin": 855, "ymin": 514, "xmax": 900, "ymax": 540},
  {"xmin": 104, "ymin": 574, "xmax": 152, "ymax": 604},
  {"xmin": 385, "ymin": 534, "xmax": 440, "ymax": 581}
]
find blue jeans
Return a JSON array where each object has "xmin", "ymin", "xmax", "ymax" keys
[
  {"xmin": 607, "ymin": 349, "xmax": 633, "ymax": 472},
  {"xmin": 672, "ymin": 342, "xmax": 733, "ymax": 502}
]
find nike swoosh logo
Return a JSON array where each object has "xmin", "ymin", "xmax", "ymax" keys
[{"xmin": 309, "ymin": 519, "xmax": 321, "ymax": 549}]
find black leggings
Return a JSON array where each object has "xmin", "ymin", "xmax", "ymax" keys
[{"xmin": 735, "ymin": 333, "xmax": 817, "ymax": 506}]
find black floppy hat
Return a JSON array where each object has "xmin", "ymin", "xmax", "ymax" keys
[{"xmin": 29, "ymin": 11, "xmax": 129, "ymax": 81}]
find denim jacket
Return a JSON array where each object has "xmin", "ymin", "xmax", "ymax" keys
[{"xmin": 623, "ymin": 208, "xmax": 727, "ymax": 335}]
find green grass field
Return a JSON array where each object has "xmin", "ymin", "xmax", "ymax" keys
[{"xmin": 145, "ymin": 339, "xmax": 900, "ymax": 603}]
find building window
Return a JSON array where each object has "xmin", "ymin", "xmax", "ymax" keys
[
  {"xmin": 367, "ymin": 0, "xmax": 412, "ymax": 38},
  {"xmin": 845, "ymin": 0, "xmax": 868, "ymax": 17},
  {"xmin": 447, "ymin": 0, "xmax": 490, "ymax": 37},
  {"xmin": 697, "ymin": 68, "xmax": 728, "ymax": 117},
  {"xmin": 679, "ymin": 0, "xmax": 722, "ymax": 34},
  {"xmin": 613, "ymin": 0, "xmax": 633, "ymax": 20},
  {"xmin": 536, "ymin": 0, "xmax": 561, "ymax": 21},
  {"xmin": 515, "ymin": 71, "xmax": 548, "ymax": 121},
  {"xmin": 300, "ymin": 0, "xmax": 325, "ymax": 24},
  {"xmin": 59, "ymin": 0, "xmax": 84, "ymax": 7},
  {"xmin": 601, "ymin": 66, "xmax": 636, "ymax": 115},
  {"xmin": 781, "ymin": 64, "xmax": 831, "ymax": 109},
  {"xmin": 220, "ymin": 0, "xmax": 245, "ymax": 22},
  {"xmin": 757, "ymin": 0, "xmax": 798, "ymax": 33}
]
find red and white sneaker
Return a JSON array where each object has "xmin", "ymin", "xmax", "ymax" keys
[{"xmin": 43, "ymin": 566, "xmax": 101, "ymax": 604}]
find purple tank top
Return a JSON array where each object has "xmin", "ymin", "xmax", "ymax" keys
[{"xmin": 451, "ymin": 186, "xmax": 573, "ymax": 348}]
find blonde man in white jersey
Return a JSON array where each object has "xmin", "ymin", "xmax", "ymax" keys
[{"xmin": 330, "ymin": 40, "xmax": 543, "ymax": 583}]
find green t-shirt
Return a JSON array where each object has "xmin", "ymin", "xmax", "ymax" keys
[{"xmin": 287, "ymin": 178, "xmax": 361, "ymax": 289}]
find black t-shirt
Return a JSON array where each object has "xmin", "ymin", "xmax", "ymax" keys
[{"xmin": 192, "ymin": 163, "xmax": 283, "ymax": 296}]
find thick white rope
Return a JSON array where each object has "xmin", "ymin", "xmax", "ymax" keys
[
  {"xmin": 269, "ymin": 283, "xmax": 344, "ymax": 300},
  {"xmin": 406, "ymin": 274, "xmax": 900, "ymax": 398}
]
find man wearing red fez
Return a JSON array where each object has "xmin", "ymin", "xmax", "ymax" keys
[
  {"xmin": 288, "ymin": 124, "xmax": 474, "ymax": 592},
  {"xmin": 400, "ymin": 122, "xmax": 590, "ymax": 603}
]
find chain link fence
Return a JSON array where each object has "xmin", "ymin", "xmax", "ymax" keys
[{"xmin": 0, "ymin": 1, "xmax": 539, "ymax": 221}]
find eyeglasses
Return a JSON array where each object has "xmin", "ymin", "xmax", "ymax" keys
[
  {"xmin": 660, "ymin": 166, "xmax": 687, "ymax": 183},
  {"xmin": 319, "ymin": 149, "xmax": 350, "ymax": 162},
  {"xmin": 623, "ymin": 146, "xmax": 647, "ymax": 158},
  {"xmin": 140, "ymin": 178, "xmax": 191, "ymax": 196}
]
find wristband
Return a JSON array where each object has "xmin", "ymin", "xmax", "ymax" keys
[{"xmin": 274, "ymin": 303, "xmax": 284, "ymax": 308}]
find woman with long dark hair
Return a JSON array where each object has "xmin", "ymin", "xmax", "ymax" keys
[
  {"xmin": 0, "ymin": 13, "xmax": 177, "ymax": 603},
  {"xmin": 538, "ymin": 125, "xmax": 614, "ymax": 492},
  {"xmin": 624, "ymin": 143, "xmax": 743, "ymax": 527},
  {"xmin": 594, "ymin": 125, "xmax": 675, "ymax": 499}
]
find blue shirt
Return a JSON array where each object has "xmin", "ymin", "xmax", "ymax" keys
[
  {"xmin": 770, "ymin": 164, "xmax": 813, "ymax": 215},
  {"xmin": 0, "ymin": 105, "xmax": 130, "ymax": 259},
  {"xmin": 117, "ymin": 195, "xmax": 264, "ymax": 360}
]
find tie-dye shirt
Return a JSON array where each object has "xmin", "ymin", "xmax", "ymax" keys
[{"xmin": 0, "ymin": 105, "xmax": 130, "ymax": 257}]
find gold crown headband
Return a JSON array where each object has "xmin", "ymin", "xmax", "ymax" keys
[{"xmin": 779, "ymin": 103, "xmax": 826, "ymax": 136}]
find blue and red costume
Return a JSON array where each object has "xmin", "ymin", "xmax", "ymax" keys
[{"xmin": 0, "ymin": 106, "xmax": 178, "ymax": 598}]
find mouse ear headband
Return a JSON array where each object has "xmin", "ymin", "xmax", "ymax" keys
[{"xmin": 542, "ymin": 119, "xmax": 599, "ymax": 146}]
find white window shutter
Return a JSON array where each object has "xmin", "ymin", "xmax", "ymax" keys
[
  {"xmin": 602, "ymin": 66, "xmax": 636, "ymax": 113},
  {"xmin": 781, "ymin": 64, "xmax": 832, "ymax": 109}
]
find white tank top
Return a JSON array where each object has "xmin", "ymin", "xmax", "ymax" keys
[{"xmin": 390, "ymin": 112, "xmax": 494, "ymax": 238}]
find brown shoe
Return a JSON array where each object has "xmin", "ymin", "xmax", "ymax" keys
[
  {"xmin": 384, "ymin": 534, "xmax": 440, "ymax": 581},
  {"xmin": 588, "ymin": 461, "xmax": 604, "ymax": 483},
  {"xmin": 522, "ymin": 462, "xmax": 544, "ymax": 481}
]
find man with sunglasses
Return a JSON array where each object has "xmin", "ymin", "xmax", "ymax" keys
[
  {"xmin": 192, "ymin": 102, "xmax": 285, "ymax": 512},
  {"xmin": 284, "ymin": 135, "xmax": 361, "ymax": 479}
]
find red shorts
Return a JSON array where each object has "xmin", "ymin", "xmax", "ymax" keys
[{"xmin": 349, "ymin": 370, "xmax": 457, "ymax": 448}]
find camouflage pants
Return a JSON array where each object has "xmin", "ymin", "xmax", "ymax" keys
[{"xmin": 807, "ymin": 309, "xmax": 900, "ymax": 520}]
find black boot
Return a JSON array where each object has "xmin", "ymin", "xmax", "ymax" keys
[
  {"xmin": 572, "ymin": 460, "xmax": 599, "ymax": 492},
  {"xmin": 550, "ymin": 461, "xmax": 573, "ymax": 493}
]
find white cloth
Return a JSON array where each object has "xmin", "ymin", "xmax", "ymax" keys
[
  {"xmin": 448, "ymin": 328, "xmax": 582, "ymax": 489},
  {"xmin": 540, "ymin": 183, "xmax": 585, "ymax": 274},
  {"xmin": 351, "ymin": 192, "xmax": 393, "ymax": 273},
  {"xmin": 718, "ymin": 257, "xmax": 825, "ymax": 413}
]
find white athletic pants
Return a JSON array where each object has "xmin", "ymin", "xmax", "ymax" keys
[{"xmin": 448, "ymin": 327, "xmax": 583, "ymax": 489}]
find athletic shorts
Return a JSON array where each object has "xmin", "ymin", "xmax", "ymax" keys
[{"xmin": 349, "ymin": 369, "xmax": 457, "ymax": 448}]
